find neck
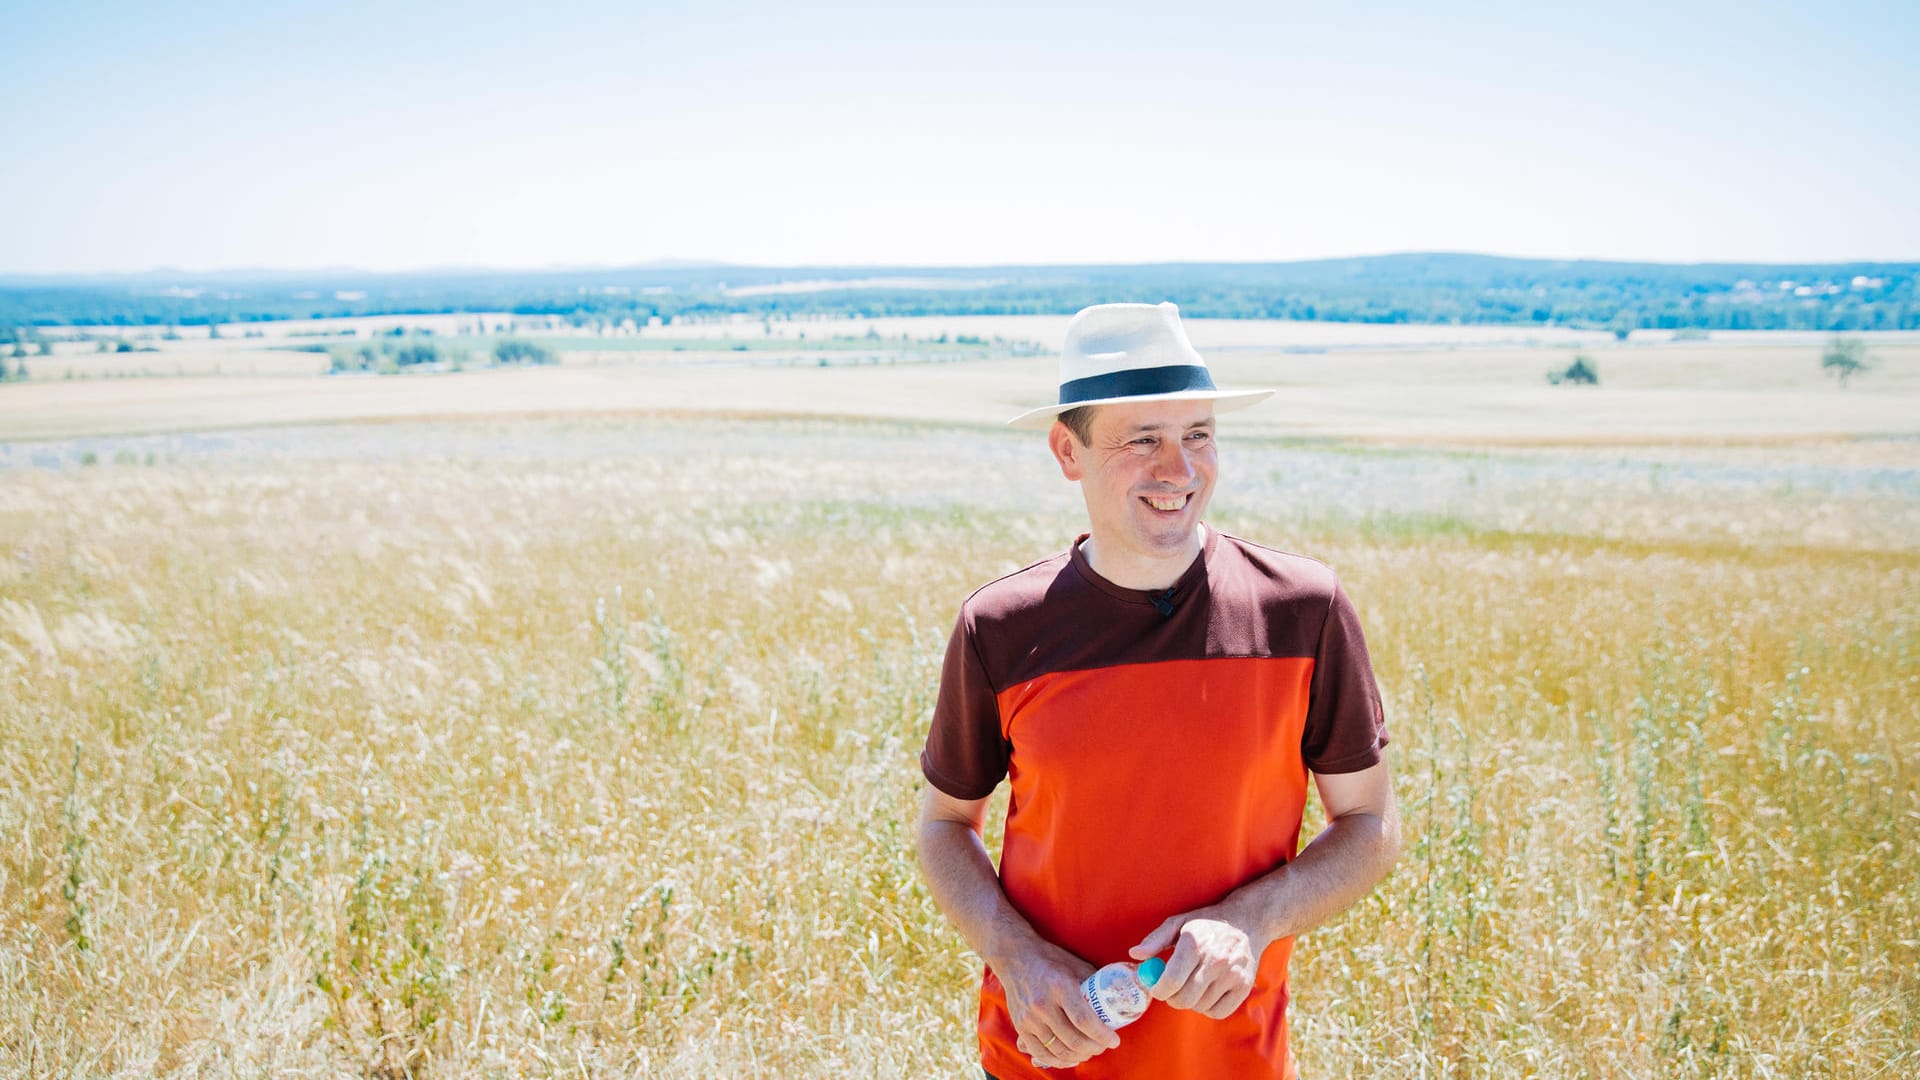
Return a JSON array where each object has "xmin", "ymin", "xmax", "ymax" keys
[{"xmin": 1081, "ymin": 524, "xmax": 1206, "ymax": 591}]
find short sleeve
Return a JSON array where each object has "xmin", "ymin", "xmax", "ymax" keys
[
  {"xmin": 919, "ymin": 609, "xmax": 1010, "ymax": 799},
  {"xmin": 1300, "ymin": 583, "xmax": 1390, "ymax": 774}
]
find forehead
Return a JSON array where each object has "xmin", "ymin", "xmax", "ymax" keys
[{"xmin": 1088, "ymin": 399, "xmax": 1217, "ymax": 436}]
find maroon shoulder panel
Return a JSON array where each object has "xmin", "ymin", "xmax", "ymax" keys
[{"xmin": 921, "ymin": 529, "xmax": 1388, "ymax": 799}]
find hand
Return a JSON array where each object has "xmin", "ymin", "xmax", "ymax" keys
[
  {"xmin": 994, "ymin": 939, "xmax": 1122, "ymax": 1069},
  {"xmin": 1128, "ymin": 907, "xmax": 1260, "ymax": 1020}
]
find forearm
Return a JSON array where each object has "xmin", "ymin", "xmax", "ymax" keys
[
  {"xmin": 1218, "ymin": 803, "xmax": 1402, "ymax": 952},
  {"xmin": 915, "ymin": 815, "xmax": 1049, "ymax": 972},
  {"xmin": 917, "ymin": 791, "xmax": 1124, "ymax": 1066}
]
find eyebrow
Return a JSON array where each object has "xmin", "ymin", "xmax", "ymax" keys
[{"xmin": 1118, "ymin": 418, "xmax": 1216, "ymax": 436}]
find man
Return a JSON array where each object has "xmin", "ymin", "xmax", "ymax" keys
[{"xmin": 916, "ymin": 302, "xmax": 1400, "ymax": 1079}]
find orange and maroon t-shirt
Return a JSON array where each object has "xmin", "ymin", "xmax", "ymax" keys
[{"xmin": 920, "ymin": 527, "xmax": 1388, "ymax": 1080}]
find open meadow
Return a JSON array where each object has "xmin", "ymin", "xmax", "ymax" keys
[
  {"xmin": 7, "ymin": 316, "xmax": 1919, "ymax": 443},
  {"xmin": 2, "ymin": 321, "xmax": 1918, "ymax": 1077}
]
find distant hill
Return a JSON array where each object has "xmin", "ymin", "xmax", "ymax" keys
[{"xmin": 1, "ymin": 254, "xmax": 1914, "ymax": 333}]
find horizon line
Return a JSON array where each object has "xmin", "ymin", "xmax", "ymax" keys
[{"xmin": 5, "ymin": 249, "xmax": 1920, "ymax": 282}]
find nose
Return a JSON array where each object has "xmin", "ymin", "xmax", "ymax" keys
[{"xmin": 1152, "ymin": 438, "xmax": 1195, "ymax": 484}]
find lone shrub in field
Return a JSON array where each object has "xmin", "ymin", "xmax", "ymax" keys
[
  {"xmin": 1548, "ymin": 354, "xmax": 1599, "ymax": 386},
  {"xmin": 1821, "ymin": 335, "xmax": 1872, "ymax": 388}
]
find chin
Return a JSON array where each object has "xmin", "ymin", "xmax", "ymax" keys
[{"xmin": 1134, "ymin": 522, "xmax": 1201, "ymax": 552}]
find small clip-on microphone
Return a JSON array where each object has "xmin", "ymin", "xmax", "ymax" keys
[{"xmin": 1150, "ymin": 586, "xmax": 1178, "ymax": 617}]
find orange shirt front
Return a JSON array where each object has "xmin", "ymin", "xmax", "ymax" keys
[{"xmin": 922, "ymin": 530, "xmax": 1387, "ymax": 1079}]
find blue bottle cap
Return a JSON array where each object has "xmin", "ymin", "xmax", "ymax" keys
[{"xmin": 1137, "ymin": 957, "xmax": 1165, "ymax": 987}]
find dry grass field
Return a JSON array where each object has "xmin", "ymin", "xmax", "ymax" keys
[{"xmin": 2, "ymin": 323, "xmax": 1918, "ymax": 1077}]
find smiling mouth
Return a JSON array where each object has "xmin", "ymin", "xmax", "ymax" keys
[{"xmin": 1142, "ymin": 493, "xmax": 1191, "ymax": 512}]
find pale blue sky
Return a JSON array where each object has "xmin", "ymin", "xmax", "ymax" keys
[{"xmin": 2, "ymin": 0, "xmax": 1915, "ymax": 273}]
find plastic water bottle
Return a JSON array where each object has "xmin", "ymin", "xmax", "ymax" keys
[{"xmin": 1080, "ymin": 957, "xmax": 1166, "ymax": 1029}]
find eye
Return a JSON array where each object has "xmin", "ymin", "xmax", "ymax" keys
[{"xmin": 1186, "ymin": 431, "xmax": 1212, "ymax": 444}]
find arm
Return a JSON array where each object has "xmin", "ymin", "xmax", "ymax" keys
[
  {"xmin": 917, "ymin": 784, "xmax": 1121, "ymax": 1068},
  {"xmin": 1128, "ymin": 760, "xmax": 1401, "ymax": 1018}
]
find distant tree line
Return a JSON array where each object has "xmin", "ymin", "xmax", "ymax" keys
[
  {"xmin": 317, "ymin": 334, "xmax": 555, "ymax": 374},
  {"xmin": 4, "ymin": 255, "xmax": 1916, "ymax": 332}
]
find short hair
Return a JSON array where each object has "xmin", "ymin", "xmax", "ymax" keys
[{"xmin": 1056, "ymin": 406, "xmax": 1095, "ymax": 446}]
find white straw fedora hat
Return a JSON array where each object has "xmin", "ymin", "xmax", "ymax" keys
[{"xmin": 1007, "ymin": 301, "xmax": 1274, "ymax": 430}]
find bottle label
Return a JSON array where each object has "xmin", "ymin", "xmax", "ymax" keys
[{"xmin": 1083, "ymin": 965, "xmax": 1149, "ymax": 1029}]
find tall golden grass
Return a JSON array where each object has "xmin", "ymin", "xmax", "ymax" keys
[{"xmin": 1, "ymin": 416, "xmax": 1913, "ymax": 1077}]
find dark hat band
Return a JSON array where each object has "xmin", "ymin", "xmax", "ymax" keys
[{"xmin": 1057, "ymin": 364, "xmax": 1217, "ymax": 406}]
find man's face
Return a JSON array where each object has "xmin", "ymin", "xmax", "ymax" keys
[{"xmin": 1050, "ymin": 398, "xmax": 1218, "ymax": 563}]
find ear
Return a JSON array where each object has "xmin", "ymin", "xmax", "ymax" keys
[{"xmin": 1047, "ymin": 420, "xmax": 1084, "ymax": 482}]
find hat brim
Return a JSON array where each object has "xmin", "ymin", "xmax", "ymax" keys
[{"xmin": 1005, "ymin": 388, "xmax": 1276, "ymax": 430}]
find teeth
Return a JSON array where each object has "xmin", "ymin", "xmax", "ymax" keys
[{"xmin": 1146, "ymin": 494, "xmax": 1188, "ymax": 511}]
